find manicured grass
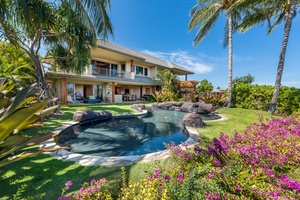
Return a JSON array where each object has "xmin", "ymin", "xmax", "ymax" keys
[
  {"xmin": 26, "ymin": 103, "xmax": 152, "ymax": 135},
  {"xmin": 197, "ymin": 107, "xmax": 281, "ymax": 144},
  {"xmin": 0, "ymin": 105, "xmax": 280, "ymax": 199}
]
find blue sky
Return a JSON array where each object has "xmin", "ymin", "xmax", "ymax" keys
[{"xmin": 107, "ymin": 0, "xmax": 300, "ymax": 89}]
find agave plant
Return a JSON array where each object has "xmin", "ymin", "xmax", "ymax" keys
[{"xmin": 0, "ymin": 83, "xmax": 60, "ymax": 168}]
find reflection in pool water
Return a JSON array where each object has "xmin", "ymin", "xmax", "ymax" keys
[{"xmin": 58, "ymin": 108, "xmax": 217, "ymax": 157}]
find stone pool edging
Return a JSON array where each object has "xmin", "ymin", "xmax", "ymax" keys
[
  {"xmin": 40, "ymin": 110, "xmax": 226, "ymax": 167},
  {"xmin": 41, "ymin": 126, "xmax": 199, "ymax": 167}
]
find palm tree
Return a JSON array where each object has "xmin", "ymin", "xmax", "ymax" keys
[
  {"xmin": 155, "ymin": 69, "xmax": 179, "ymax": 92},
  {"xmin": 237, "ymin": 0, "xmax": 298, "ymax": 114},
  {"xmin": 0, "ymin": 0, "xmax": 113, "ymax": 96},
  {"xmin": 188, "ymin": 0, "xmax": 242, "ymax": 108}
]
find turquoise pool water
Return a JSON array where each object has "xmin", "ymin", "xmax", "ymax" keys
[{"xmin": 58, "ymin": 108, "xmax": 216, "ymax": 156}]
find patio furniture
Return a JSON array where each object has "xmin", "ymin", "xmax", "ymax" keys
[
  {"xmin": 67, "ymin": 95, "xmax": 78, "ymax": 104},
  {"xmin": 123, "ymin": 94, "xmax": 136, "ymax": 101},
  {"xmin": 103, "ymin": 97, "xmax": 110, "ymax": 103},
  {"xmin": 83, "ymin": 96, "xmax": 101, "ymax": 103}
]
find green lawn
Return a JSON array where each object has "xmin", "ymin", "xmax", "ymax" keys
[
  {"xmin": 198, "ymin": 107, "xmax": 281, "ymax": 144},
  {"xmin": 0, "ymin": 105, "xmax": 280, "ymax": 199}
]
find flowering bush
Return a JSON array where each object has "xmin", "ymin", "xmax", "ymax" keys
[
  {"xmin": 118, "ymin": 167, "xmax": 169, "ymax": 200},
  {"xmin": 58, "ymin": 178, "xmax": 112, "ymax": 200},
  {"xmin": 57, "ymin": 114, "xmax": 300, "ymax": 199},
  {"xmin": 154, "ymin": 114, "xmax": 300, "ymax": 199}
]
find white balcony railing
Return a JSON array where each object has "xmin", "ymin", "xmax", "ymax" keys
[{"xmin": 92, "ymin": 68, "xmax": 132, "ymax": 79}]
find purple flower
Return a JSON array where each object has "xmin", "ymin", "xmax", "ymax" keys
[
  {"xmin": 213, "ymin": 157, "xmax": 221, "ymax": 166},
  {"xmin": 177, "ymin": 173, "xmax": 184, "ymax": 184},
  {"xmin": 164, "ymin": 175, "xmax": 171, "ymax": 181},
  {"xmin": 154, "ymin": 169, "xmax": 161, "ymax": 176},
  {"xmin": 65, "ymin": 181, "xmax": 72, "ymax": 190},
  {"xmin": 236, "ymin": 185, "xmax": 242, "ymax": 191},
  {"xmin": 279, "ymin": 175, "xmax": 300, "ymax": 192}
]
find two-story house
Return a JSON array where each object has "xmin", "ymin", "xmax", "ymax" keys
[{"xmin": 46, "ymin": 40, "xmax": 194, "ymax": 104}]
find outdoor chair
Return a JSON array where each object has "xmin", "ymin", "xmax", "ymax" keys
[{"xmin": 67, "ymin": 95, "xmax": 78, "ymax": 104}]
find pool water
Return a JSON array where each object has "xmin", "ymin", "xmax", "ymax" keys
[{"xmin": 58, "ymin": 108, "xmax": 215, "ymax": 157}]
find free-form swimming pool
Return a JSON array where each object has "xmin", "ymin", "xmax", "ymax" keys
[{"xmin": 58, "ymin": 108, "xmax": 217, "ymax": 157}]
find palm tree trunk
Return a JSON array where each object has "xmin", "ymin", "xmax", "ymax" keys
[
  {"xmin": 268, "ymin": 0, "xmax": 296, "ymax": 114},
  {"xmin": 29, "ymin": 53, "xmax": 49, "ymax": 97},
  {"xmin": 226, "ymin": 13, "xmax": 233, "ymax": 108}
]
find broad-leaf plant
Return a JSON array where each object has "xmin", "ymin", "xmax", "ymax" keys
[{"xmin": 0, "ymin": 82, "xmax": 60, "ymax": 167}]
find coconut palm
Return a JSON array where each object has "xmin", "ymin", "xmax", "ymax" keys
[
  {"xmin": 0, "ymin": 0, "xmax": 113, "ymax": 96},
  {"xmin": 188, "ymin": 0, "xmax": 242, "ymax": 108},
  {"xmin": 237, "ymin": 0, "xmax": 298, "ymax": 114}
]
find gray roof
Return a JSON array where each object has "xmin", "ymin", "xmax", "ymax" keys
[{"xmin": 97, "ymin": 40, "xmax": 194, "ymax": 75}]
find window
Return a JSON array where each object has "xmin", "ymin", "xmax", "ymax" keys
[
  {"xmin": 111, "ymin": 64, "xmax": 117, "ymax": 77},
  {"xmin": 93, "ymin": 85, "xmax": 103, "ymax": 99},
  {"xmin": 145, "ymin": 88, "xmax": 150, "ymax": 95},
  {"xmin": 136, "ymin": 66, "xmax": 143, "ymax": 75},
  {"xmin": 135, "ymin": 65, "xmax": 148, "ymax": 76},
  {"xmin": 121, "ymin": 64, "xmax": 126, "ymax": 74},
  {"xmin": 67, "ymin": 83, "xmax": 75, "ymax": 96}
]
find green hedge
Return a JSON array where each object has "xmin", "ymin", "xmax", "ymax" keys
[{"xmin": 232, "ymin": 84, "xmax": 300, "ymax": 115}]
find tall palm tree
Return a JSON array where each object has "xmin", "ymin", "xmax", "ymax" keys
[
  {"xmin": 237, "ymin": 0, "xmax": 298, "ymax": 114},
  {"xmin": 188, "ymin": 0, "xmax": 242, "ymax": 108},
  {"xmin": 0, "ymin": 0, "xmax": 113, "ymax": 96}
]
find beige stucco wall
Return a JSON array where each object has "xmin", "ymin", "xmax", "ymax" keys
[
  {"xmin": 149, "ymin": 66, "xmax": 157, "ymax": 80},
  {"xmin": 75, "ymin": 84, "xmax": 84, "ymax": 95}
]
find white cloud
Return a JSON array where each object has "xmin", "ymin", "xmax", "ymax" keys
[{"xmin": 141, "ymin": 49, "xmax": 214, "ymax": 74}]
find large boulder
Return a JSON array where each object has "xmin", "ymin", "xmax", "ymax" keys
[
  {"xmin": 182, "ymin": 113, "xmax": 205, "ymax": 128},
  {"xmin": 180, "ymin": 102, "xmax": 195, "ymax": 112},
  {"xmin": 193, "ymin": 102, "xmax": 214, "ymax": 114},
  {"xmin": 131, "ymin": 104, "xmax": 146, "ymax": 111},
  {"xmin": 73, "ymin": 110, "xmax": 112, "ymax": 123}
]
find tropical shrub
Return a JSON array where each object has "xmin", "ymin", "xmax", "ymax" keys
[
  {"xmin": 277, "ymin": 86, "xmax": 300, "ymax": 115},
  {"xmin": 196, "ymin": 79, "xmax": 213, "ymax": 93},
  {"xmin": 116, "ymin": 115, "xmax": 300, "ymax": 199},
  {"xmin": 0, "ymin": 41, "xmax": 37, "ymax": 88},
  {"xmin": 152, "ymin": 88, "xmax": 181, "ymax": 102},
  {"xmin": 118, "ymin": 167, "xmax": 169, "ymax": 200},
  {"xmin": 58, "ymin": 179, "xmax": 112, "ymax": 200},
  {"xmin": 0, "ymin": 83, "xmax": 60, "ymax": 168},
  {"xmin": 198, "ymin": 92, "xmax": 226, "ymax": 107},
  {"xmin": 232, "ymin": 74, "xmax": 254, "ymax": 85},
  {"xmin": 155, "ymin": 69, "xmax": 179, "ymax": 93},
  {"xmin": 232, "ymin": 84, "xmax": 300, "ymax": 115}
]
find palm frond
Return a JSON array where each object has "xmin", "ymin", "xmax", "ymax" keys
[
  {"xmin": 67, "ymin": 0, "xmax": 113, "ymax": 39},
  {"xmin": 189, "ymin": 2, "xmax": 223, "ymax": 46}
]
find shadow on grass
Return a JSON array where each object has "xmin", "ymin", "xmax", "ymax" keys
[
  {"xmin": 0, "ymin": 154, "xmax": 124, "ymax": 199},
  {"xmin": 0, "ymin": 153, "xmax": 174, "ymax": 200}
]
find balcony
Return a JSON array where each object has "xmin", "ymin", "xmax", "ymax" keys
[
  {"xmin": 92, "ymin": 68, "xmax": 131, "ymax": 79},
  {"xmin": 91, "ymin": 68, "xmax": 156, "ymax": 84}
]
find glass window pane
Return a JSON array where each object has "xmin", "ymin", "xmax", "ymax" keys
[
  {"xmin": 111, "ymin": 64, "xmax": 117, "ymax": 77},
  {"xmin": 93, "ymin": 85, "xmax": 103, "ymax": 99},
  {"xmin": 135, "ymin": 66, "xmax": 143, "ymax": 75},
  {"xmin": 67, "ymin": 83, "xmax": 74, "ymax": 96},
  {"xmin": 144, "ymin": 68, "xmax": 148, "ymax": 76}
]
